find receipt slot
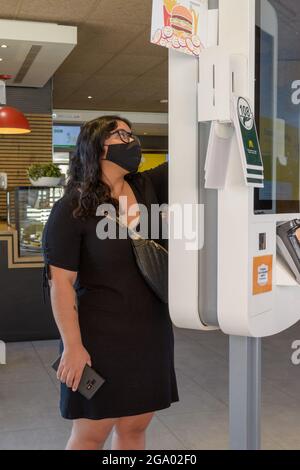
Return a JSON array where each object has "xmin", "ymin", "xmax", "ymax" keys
[{"xmin": 169, "ymin": 0, "xmax": 300, "ymax": 337}]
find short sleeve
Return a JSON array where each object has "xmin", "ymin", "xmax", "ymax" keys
[
  {"xmin": 142, "ymin": 161, "xmax": 168, "ymax": 206},
  {"xmin": 42, "ymin": 196, "xmax": 82, "ymax": 271},
  {"xmin": 41, "ymin": 196, "xmax": 83, "ymax": 303}
]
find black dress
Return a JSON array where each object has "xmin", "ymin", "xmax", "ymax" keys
[{"xmin": 42, "ymin": 162, "xmax": 179, "ymax": 420}]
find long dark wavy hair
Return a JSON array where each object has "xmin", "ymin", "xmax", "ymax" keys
[{"xmin": 64, "ymin": 115, "xmax": 132, "ymax": 219}]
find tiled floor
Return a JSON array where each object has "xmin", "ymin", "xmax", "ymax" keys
[{"xmin": 1, "ymin": 324, "xmax": 300, "ymax": 450}]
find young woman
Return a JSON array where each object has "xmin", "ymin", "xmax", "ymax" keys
[{"xmin": 42, "ymin": 115, "xmax": 179, "ymax": 450}]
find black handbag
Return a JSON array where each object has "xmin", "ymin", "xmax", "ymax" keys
[{"xmin": 106, "ymin": 213, "xmax": 168, "ymax": 303}]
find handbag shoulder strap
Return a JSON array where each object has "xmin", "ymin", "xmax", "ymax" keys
[
  {"xmin": 105, "ymin": 213, "xmax": 142, "ymax": 240},
  {"xmin": 106, "ymin": 213, "xmax": 168, "ymax": 253}
]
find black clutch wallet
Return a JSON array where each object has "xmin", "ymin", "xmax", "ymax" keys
[
  {"xmin": 106, "ymin": 213, "xmax": 168, "ymax": 304},
  {"xmin": 52, "ymin": 356, "xmax": 106, "ymax": 400}
]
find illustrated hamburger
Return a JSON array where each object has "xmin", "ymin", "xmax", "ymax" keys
[{"xmin": 170, "ymin": 5, "xmax": 193, "ymax": 37}]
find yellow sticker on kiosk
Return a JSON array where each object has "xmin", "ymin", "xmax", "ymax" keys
[{"xmin": 252, "ymin": 255, "xmax": 273, "ymax": 295}]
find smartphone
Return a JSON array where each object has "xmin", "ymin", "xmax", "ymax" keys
[{"xmin": 52, "ymin": 356, "xmax": 106, "ymax": 400}]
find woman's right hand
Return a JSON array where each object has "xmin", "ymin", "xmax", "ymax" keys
[{"xmin": 57, "ymin": 344, "xmax": 92, "ymax": 392}]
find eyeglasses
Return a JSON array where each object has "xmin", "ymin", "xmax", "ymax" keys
[{"xmin": 110, "ymin": 129, "xmax": 140, "ymax": 145}]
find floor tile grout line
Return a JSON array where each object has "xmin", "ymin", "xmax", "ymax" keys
[
  {"xmin": 1, "ymin": 341, "xmax": 59, "ymax": 387},
  {"xmin": 30, "ymin": 341, "xmax": 60, "ymax": 393},
  {"xmin": 0, "ymin": 423, "xmax": 72, "ymax": 435},
  {"xmin": 175, "ymin": 369, "xmax": 229, "ymax": 407},
  {"xmin": 175, "ymin": 367, "xmax": 229, "ymax": 409},
  {"xmin": 174, "ymin": 330, "xmax": 229, "ymax": 363},
  {"xmin": 261, "ymin": 379, "xmax": 300, "ymax": 405},
  {"xmin": 154, "ymin": 415, "xmax": 189, "ymax": 450},
  {"xmin": 156, "ymin": 412, "xmax": 229, "ymax": 451}
]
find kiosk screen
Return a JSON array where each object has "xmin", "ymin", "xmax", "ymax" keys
[{"xmin": 255, "ymin": 0, "xmax": 300, "ymax": 214}]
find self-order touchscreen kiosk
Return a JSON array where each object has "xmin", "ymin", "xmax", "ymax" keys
[{"xmin": 168, "ymin": 0, "xmax": 300, "ymax": 337}]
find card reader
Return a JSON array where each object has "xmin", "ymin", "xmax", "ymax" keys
[{"xmin": 276, "ymin": 219, "xmax": 300, "ymax": 284}]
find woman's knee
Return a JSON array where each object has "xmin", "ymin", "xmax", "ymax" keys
[
  {"xmin": 114, "ymin": 412, "xmax": 155, "ymax": 437},
  {"xmin": 71, "ymin": 417, "xmax": 117, "ymax": 445}
]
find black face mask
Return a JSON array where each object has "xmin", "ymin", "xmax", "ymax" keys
[{"xmin": 105, "ymin": 139, "xmax": 142, "ymax": 173}]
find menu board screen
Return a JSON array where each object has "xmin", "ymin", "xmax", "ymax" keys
[{"xmin": 53, "ymin": 125, "xmax": 81, "ymax": 149}]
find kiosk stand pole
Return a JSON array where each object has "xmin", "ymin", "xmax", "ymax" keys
[{"xmin": 229, "ymin": 335, "xmax": 261, "ymax": 450}]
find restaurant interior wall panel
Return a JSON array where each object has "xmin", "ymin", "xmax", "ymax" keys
[{"xmin": 0, "ymin": 113, "xmax": 53, "ymax": 219}]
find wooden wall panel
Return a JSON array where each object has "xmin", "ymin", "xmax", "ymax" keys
[{"xmin": 0, "ymin": 114, "xmax": 52, "ymax": 219}]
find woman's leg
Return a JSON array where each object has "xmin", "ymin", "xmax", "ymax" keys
[
  {"xmin": 66, "ymin": 417, "xmax": 118, "ymax": 450},
  {"xmin": 111, "ymin": 412, "xmax": 155, "ymax": 450}
]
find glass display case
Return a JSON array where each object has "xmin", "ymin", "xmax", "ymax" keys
[{"xmin": 7, "ymin": 186, "xmax": 64, "ymax": 257}]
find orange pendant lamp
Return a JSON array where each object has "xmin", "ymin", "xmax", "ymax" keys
[{"xmin": 0, "ymin": 75, "xmax": 31, "ymax": 135}]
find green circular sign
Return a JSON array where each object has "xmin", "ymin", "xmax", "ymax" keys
[{"xmin": 238, "ymin": 97, "xmax": 254, "ymax": 131}]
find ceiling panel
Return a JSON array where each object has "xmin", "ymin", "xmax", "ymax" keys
[
  {"xmin": 122, "ymin": 74, "xmax": 167, "ymax": 93},
  {"xmin": 89, "ymin": 0, "xmax": 153, "ymax": 26},
  {"xmin": 123, "ymin": 27, "xmax": 167, "ymax": 58},
  {"xmin": 72, "ymin": 22, "xmax": 147, "ymax": 55},
  {"xmin": 60, "ymin": 96, "xmax": 168, "ymax": 114},
  {"xmin": 150, "ymin": 59, "xmax": 168, "ymax": 77},
  {"xmin": 16, "ymin": 0, "xmax": 98, "ymax": 23},
  {"xmin": 0, "ymin": 0, "xmax": 20, "ymax": 17},
  {"xmin": 58, "ymin": 48, "xmax": 114, "ymax": 75},
  {"xmin": 97, "ymin": 54, "xmax": 165, "ymax": 77},
  {"xmin": 66, "ymin": 74, "xmax": 137, "ymax": 103},
  {"xmin": 1, "ymin": 0, "xmax": 169, "ymax": 115},
  {"xmin": 53, "ymin": 71, "xmax": 94, "ymax": 100}
]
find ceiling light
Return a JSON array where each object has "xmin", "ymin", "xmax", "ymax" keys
[
  {"xmin": 88, "ymin": 96, "xmax": 93, "ymax": 99},
  {"xmin": 1, "ymin": 45, "xmax": 8, "ymax": 48},
  {"xmin": 0, "ymin": 107, "xmax": 31, "ymax": 134},
  {"xmin": 0, "ymin": 59, "xmax": 3, "ymax": 62},
  {"xmin": 0, "ymin": 75, "xmax": 31, "ymax": 135}
]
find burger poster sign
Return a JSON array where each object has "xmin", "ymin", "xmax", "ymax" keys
[{"xmin": 151, "ymin": 0, "xmax": 208, "ymax": 57}]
